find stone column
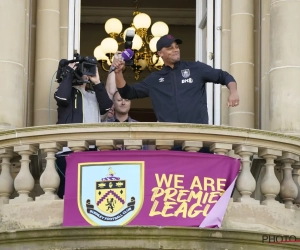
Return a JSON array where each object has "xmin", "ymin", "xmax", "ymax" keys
[
  {"xmin": 33, "ymin": 0, "xmax": 60, "ymax": 126},
  {"xmin": 260, "ymin": 0, "xmax": 271, "ymax": 130},
  {"xmin": 27, "ymin": 0, "xmax": 38, "ymax": 127},
  {"xmin": 258, "ymin": 148, "xmax": 283, "ymax": 207},
  {"xmin": 0, "ymin": 149, "xmax": 14, "ymax": 205},
  {"xmin": 36, "ymin": 142, "xmax": 62, "ymax": 200},
  {"xmin": 278, "ymin": 153, "xmax": 299, "ymax": 209},
  {"xmin": 10, "ymin": 145, "xmax": 37, "ymax": 203},
  {"xmin": 0, "ymin": 1, "xmax": 27, "ymax": 129},
  {"xmin": 234, "ymin": 145, "xmax": 259, "ymax": 203},
  {"xmin": 291, "ymin": 161, "xmax": 300, "ymax": 207},
  {"xmin": 221, "ymin": 0, "xmax": 231, "ymax": 126},
  {"xmin": 60, "ymin": 0, "xmax": 69, "ymax": 59},
  {"xmin": 269, "ymin": 0, "xmax": 300, "ymax": 134},
  {"xmin": 254, "ymin": 0, "xmax": 260, "ymax": 129},
  {"xmin": 229, "ymin": 0, "xmax": 255, "ymax": 128},
  {"xmin": 182, "ymin": 141, "xmax": 203, "ymax": 152}
]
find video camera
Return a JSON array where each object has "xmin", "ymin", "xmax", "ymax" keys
[
  {"xmin": 56, "ymin": 52, "xmax": 97, "ymax": 84},
  {"xmin": 124, "ymin": 29, "xmax": 135, "ymax": 66}
]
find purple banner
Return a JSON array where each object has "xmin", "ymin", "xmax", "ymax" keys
[{"xmin": 63, "ymin": 151, "xmax": 240, "ymax": 227}]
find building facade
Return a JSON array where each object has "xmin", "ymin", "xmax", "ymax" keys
[{"xmin": 0, "ymin": 0, "xmax": 300, "ymax": 249}]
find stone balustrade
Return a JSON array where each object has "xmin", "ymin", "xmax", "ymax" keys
[{"xmin": 0, "ymin": 123, "xmax": 300, "ymax": 237}]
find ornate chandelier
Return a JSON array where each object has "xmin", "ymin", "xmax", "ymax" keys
[{"xmin": 93, "ymin": 0, "xmax": 169, "ymax": 80}]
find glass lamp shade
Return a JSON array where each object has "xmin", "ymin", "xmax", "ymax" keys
[
  {"xmin": 104, "ymin": 18, "xmax": 123, "ymax": 34},
  {"xmin": 132, "ymin": 34, "xmax": 143, "ymax": 50},
  {"xmin": 100, "ymin": 37, "xmax": 118, "ymax": 54},
  {"xmin": 153, "ymin": 54, "xmax": 164, "ymax": 66},
  {"xmin": 151, "ymin": 21, "xmax": 169, "ymax": 37},
  {"xmin": 149, "ymin": 36, "xmax": 160, "ymax": 52},
  {"xmin": 93, "ymin": 45, "xmax": 108, "ymax": 60},
  {"xmin": 138, "ymin": 59, "xmax": 147, "ymax": 70},
  {"xmin": 133, "ymin": 13, "xmax": 151, "ymax": 29}
]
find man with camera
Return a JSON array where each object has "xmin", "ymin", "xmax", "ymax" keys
[
  {"xmin": 54, "ymin": 61, "xmax": 112, "ymax": 124},
  {"xmin": 111, "ymin": 34, "xmax": 240, "ymax": 124}
]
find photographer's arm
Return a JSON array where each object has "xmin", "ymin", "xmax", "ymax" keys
[
  {"xmin": 89, "ymin": 67, "xmax": 113, "ymax": 115},
  {"xmin": 54, "ymin": 66, "xmax": 74, "ymax": 107}
]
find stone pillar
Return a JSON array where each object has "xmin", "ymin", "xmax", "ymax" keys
[
  {"xmin": 269, "ymin": 0, "xmax": 300, "ymax": 134},
  {"xmin": 234, "ymin": 145, "xmax": 259, "ymax": 203},
  {"xmin": 36, "ymin": 142, "xmax": 62, "ymax": 200},
  {"xmin": 258, "ymin": 148, "xmax": 283, "ymax": 207},
  {"xmin": 0, "ymin": 1, "xmax": 27, "ymax": 129},
  {"xmin": 27, "ymin": 0, "xmax": 37, "ymax": 127},
  {"xmin": 254, "ymin": 0, "xmax": 260, "ymax": 129},
  {"xmin": 0, "ymin": 149, "xmax": 14, "ymax": 205},
  {"xmin": 260, "ymin": 0, "xmax": 271, "ymax": 130},
  {"xmin": 10, "ymin": 145, "xmax": 37, "ymax": 203},
  {"xmin": 33, "ymin": 0, "xmax": 60, "ymax": 126},
  {"xmin": 229, "ymin": 0, "xmax": 255, "ymax": 128},
  {"xmin": 60, "ymin": 0, "xmax": 69, "ymax": 59},
  {"xmin": 278, "ymin": 153, "xmax": 299, "ymax": 209},
  {"xmin": 221, "ymin": 0, "xmax": 231, "ymax": 126}
]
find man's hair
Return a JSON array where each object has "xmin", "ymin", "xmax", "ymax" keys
[{"xmin": 112, "ymin": 91, "xmax": 119, "ymax": 101}]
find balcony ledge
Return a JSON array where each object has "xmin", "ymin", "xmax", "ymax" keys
[{"xmin": 0, "ymin": 225, "xmax": 300, "ymax": 250}]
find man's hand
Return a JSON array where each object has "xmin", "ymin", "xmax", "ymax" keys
[
  {"xmin": 226, "ymin": 81, "xmax": 239, "ymax": 107},
  {"xmin": 111, "ymin": 58, "xmax": 125, "ymax": 74},
  {"xmin": 112, "ymin": 51, "xmax": 121, "ymax": 64},
  {"xmin": 88, "ymin": 66, "xmax": 101, "ymax": 84},
  {"xmin": 68, "ymin": 62, "xmax": 77, "ymax": 69},
  {"xmin": 227, "ymin": 91, "xmax": 240, "ymax": 107}
]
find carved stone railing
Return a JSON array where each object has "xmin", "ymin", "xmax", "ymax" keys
[{"xmin": 0, "ymin": 123, "xmax": 300, "ymax": 237}]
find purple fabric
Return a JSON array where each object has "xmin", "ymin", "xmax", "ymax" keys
[
  {"xmin": 199, "ymin": 177, "xmax": 237, "ymax": 228},
  {"xmin": 63, "ymin": 151, "xmax": 240, "ymax": 227}
]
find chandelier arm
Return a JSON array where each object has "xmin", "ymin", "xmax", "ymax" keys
[
  {"xmin": 145, "ymin": 34, "xmax": 154, "ymax": 44},
  {"xmin": 100, "ymin": 61, "xmax": 110, "ymax": 72}
]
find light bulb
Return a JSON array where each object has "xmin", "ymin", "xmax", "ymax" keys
[
  {"xmin": 104, "ymin": 18, "xmax": 123, "ymax": 34},
  {"xmin": 138, "ymin": 59, "xmax": 147, "ymax": 70},
  {"xmin": 153, "ymin": 54, "xmax": 164, "ymax": 66},
  {"xmin": 151, "ymin": 21, "xmax": 169, "ymax": 37},
  {"xmin": 149, "ymin": 37, "xmax": 160, "ymax": 52},
  {"xmin": 100, "ymin": 37, "xmax": 118, "ymax": 54},
  {"xmin": 133, "ymin": 13, "xmax": 151, "ymax": 29},
  {"xmin": 132, "ymin": 34, "xmax": 143, "ymax": 50},
  {"xmin": 93, "ymin": 45, "xmax": 108, "ymax": 60}
]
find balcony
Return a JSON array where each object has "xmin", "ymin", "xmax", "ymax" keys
[{"xmin": 0, "ymin": 123, "xmax": 300, "ymax": 250}]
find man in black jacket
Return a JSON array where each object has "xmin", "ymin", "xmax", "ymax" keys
[
  {"xmin": 54, "ymin": 63, "xmax": 112, "ymax": 124},
  {"xmin": 111, "ymin": 35, "xmax": 239, "ymax": 124}
]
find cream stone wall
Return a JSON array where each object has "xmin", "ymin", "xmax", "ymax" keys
[
  {"xmin": 33, "ymin": 0, "xmax": 60, "ymax": 126},
  {"xmin": 0, "ymin": 1, "xmax": 27, "ymax": 130},
  {"xmin": 221, "ymin": 0, "xmax": 231, "ymax": 126},
  {"xmin": 0, "ymin": 0, "xmax": 299, "ymax": 131},
  {"xmin": 260, "ymin": 0, "xmax": 270, "ymax": 131},
  {"xmin": 269, "ymin": 0, "xmax": 300, "ymax": 135},
  {"xmin": 229, "ymin": 0, "xmax": 255, "ymax": 128}
]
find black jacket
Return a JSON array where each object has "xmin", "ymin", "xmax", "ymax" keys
[
  {"xmin": 54, "ymin": 73, "xmax": 113, "ymax": 124},
  {"xmin": 118, "ymin": 61, "xmax": 236, "ymax": 124}
]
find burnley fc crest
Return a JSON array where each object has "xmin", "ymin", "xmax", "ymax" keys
[
  {"xmin": 181, "ymin": 69, "xmax": 190, "ymax": 78},
  {"xmin": 78, "ymin": 162, "xmax": 144, "ymax": 226}
]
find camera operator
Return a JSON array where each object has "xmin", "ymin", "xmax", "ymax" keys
[{"xmin": 54, "ymin": 63, "xmax": 112, "ymax": 124}]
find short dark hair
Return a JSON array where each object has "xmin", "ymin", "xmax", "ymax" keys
[{"xmin": 112, "ymin": 91, "xmax": 119, "ymax": 101}]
